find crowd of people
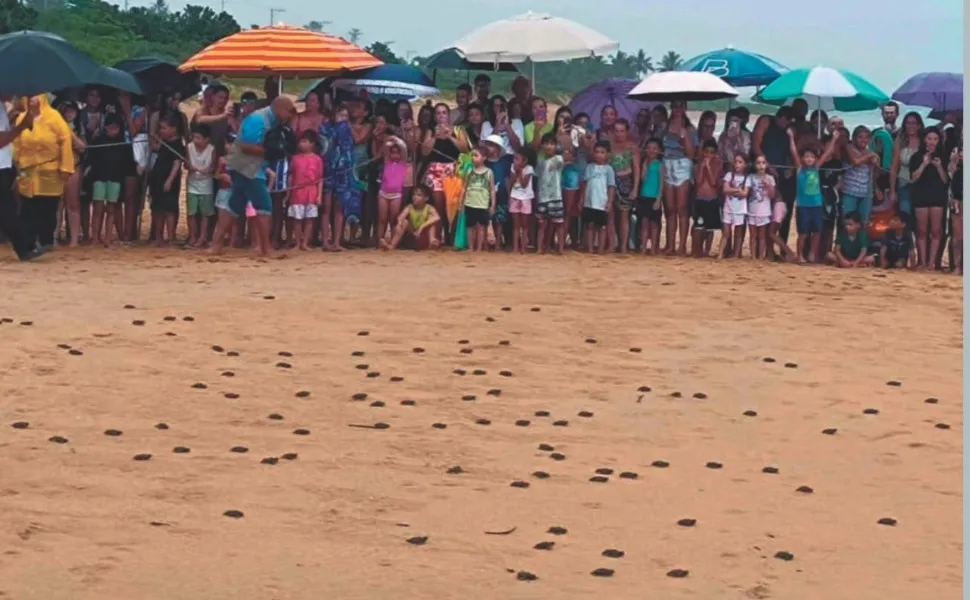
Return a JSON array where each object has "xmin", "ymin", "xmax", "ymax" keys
[{"xmin": 0, "ymin": 74, "xmax": 962, "ymax": 273}]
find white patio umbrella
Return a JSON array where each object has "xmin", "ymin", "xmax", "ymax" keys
[
  {"xmin": 627, "ymin": 71, "xmax": 740, "ymax": 102},
  {"xmin": 451, "ymin": 12, "xmax": 619, "ymax": 83}
]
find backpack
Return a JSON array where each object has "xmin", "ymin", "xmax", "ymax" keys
[{"xmin": 263, "ymin": 122, "xmax": 296, "ymax": 163}]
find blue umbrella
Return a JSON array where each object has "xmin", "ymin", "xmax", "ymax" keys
[
  {"xmin": 316, "ymin": 64, "xmax": 439, "ymax": 101},
  {"xmin": 424, "ymin": 47, "xmax": 519, "ymax": 72},
  {"xmin": 892, "ymin": 72, "xmax": 962, "ymax": 112},
  {"xmin": 678, "ymin": 47, "xmax": 788, "ymax": 87}
]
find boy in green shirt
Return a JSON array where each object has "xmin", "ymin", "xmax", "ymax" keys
[{"xmin": 826, "ymin": 211, "xmax": 874, "ymax": 268}]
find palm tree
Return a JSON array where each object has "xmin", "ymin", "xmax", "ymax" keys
[
  {"xmin": 305, "ymin": 20, "xmax": 330, "ymax": 32},
  {"xmin": 346, "ymin": 28, "xmax": 362, "ymax": 44},
  {"xmin": 659, "ymin": 51, "xmax": 682, "ymax": 72},
  {"xmin": 633, "ymin": 50, "xmax": 654, "ymax": 77}
]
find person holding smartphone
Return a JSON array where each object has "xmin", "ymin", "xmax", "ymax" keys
[
  {"xmin": 481, "ymin": 95, "xmax": 524, "ymax": 157},
  {"xmin": 525, "ymin": 96, "xmax": 554, "ymax": 156}
]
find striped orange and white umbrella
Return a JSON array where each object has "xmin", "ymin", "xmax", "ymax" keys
[{"xmin": 179, "ymin": 25, "xmax": 382, "ymax": 77}]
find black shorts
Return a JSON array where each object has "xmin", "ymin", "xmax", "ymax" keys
[
  {"xmin": 582, "ymin": 207, "xmax": 608, "ymax": 228},
  {"xmin": 464, "ymin": 207, "xmax": 490, "ymax": 227},
  {"xmin": 149, "ymin": 184, "xmax": 180, "ymax": 215},
  {"xmin": 692, "ymin": 198, "xmax": 721, "ymax": 231},
  {"xmin": 636, "ymin": 196, "xmax": 662, "ymax": 223}
]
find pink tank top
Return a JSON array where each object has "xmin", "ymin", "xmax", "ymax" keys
[{"xmin": 381, "ymin": 161, "xmax": 407, "ymax": 194}]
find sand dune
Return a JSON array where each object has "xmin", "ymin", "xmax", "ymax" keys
[{"xmin": 0, "ymin": 248, "xmax": 962, "ymax": 599}]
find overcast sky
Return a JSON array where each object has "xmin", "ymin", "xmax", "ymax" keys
[{"xmin": 173, "ymin": 0, "xmax": 962, "ymax": 91}]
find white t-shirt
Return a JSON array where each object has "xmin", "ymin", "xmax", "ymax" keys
[
  {"xmin": 187, "ymin": 143, "xmax": 215, "ymax": 195},
  {"xmin": 747, "ymin": 173, "xmax": 775, "ymax": 218},
  {"xmin": 510, "ymin": 165, "xmax": 535, "ymax": 201},
  {"xmin": 481, "ymin": 119, "xmax": 525, "ymax": 155},
  {"xmin": 722, "ymin": 172, "xmax": 749, "ymax": 215},
  {"xmin": 0, "ymin": 105, "xmax": 13, "ymax": 170}
]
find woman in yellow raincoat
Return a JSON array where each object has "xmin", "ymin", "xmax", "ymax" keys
[{"xmin": 13, "ymin": 94, "xmax": 75, "ymax": 249}]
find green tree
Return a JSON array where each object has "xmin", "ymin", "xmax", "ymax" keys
[
  {"xmin": 305, "ymin": 20, "xmax": 327, "ymax": 32},
  {"xmin": 365, "ymin": 41, "xmax": 400, "ymax": 64},
  {"xmin": 0, "ymin": 0, "xmax": 38, "ymax": 33},
  {"xmin": 633, "ymin": 50, "xmax": 654, "ymax": 77},
  {"xmin": 659, "ymin": 51, "xmax": 682, "ymax": 72},
  {"xmin": 346, "ymin": 27, "xmax": 362, "ymax": 44}
]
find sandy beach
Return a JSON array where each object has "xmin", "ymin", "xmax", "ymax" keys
[{"xmin": 0, "ymin": 248, "xmax": 962, "ymax": 599}]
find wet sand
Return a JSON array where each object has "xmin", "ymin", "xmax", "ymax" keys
[{"xmin": 0, "ymin": 248, "xmax": 962, "ymax": 599}]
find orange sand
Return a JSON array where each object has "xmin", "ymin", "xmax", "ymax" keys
[{"xmin": 0, "ymin": 248, "xmax": 962, "ymax": 599}]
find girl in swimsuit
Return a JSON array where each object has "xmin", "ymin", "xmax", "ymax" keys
[{"xmin": 609, "ymin": 119, "xmax": 640, "ymax": 253}]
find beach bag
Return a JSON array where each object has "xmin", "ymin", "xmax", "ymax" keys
[
  {"xmin": 453, "ymin": 209, "xmax": 468, "ymax": 249},
  {"xmin": 264, "ymin": 122, "xmax": 296, "ymax": 163}
]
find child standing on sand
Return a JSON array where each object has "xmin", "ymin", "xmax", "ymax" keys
[
  {"xmin": 718, "ymin": 153, "xmax": 750, "ymax": 259},
  {"xmin": 580, "ymin": 140, "xmax": 616, "ymax": 253},
  {"xmin": 87, "ymin": 114, "xmax": 131, "ymax": 246},
  {"xmin": 461, "ymin": 148, "xmax": 496, "ymax": 251},
  {"xmin": 789, "ymin": 128, "xmax": 838, "ymax": 262},
  {"xmin": 508, "ymin": 146, "xmax": 535, "ymax": 253},
  {"xmin": 747, "ymin": 155, "xmax": 775, "ymax": 260},
  {"xmin": 691, "ymin": 139, "xmax": 721, "ymax": 257},
  {"xmin": 186, "ymin": 124, "xmax": 215, "ymax": 247},
  {"xmin": 287, "ymin": 130, "xmax": 324, "ymax": 251},
  {"xmin": 149, "ymin": 115, "xmax": 184, "ymax": 245},
  {"xmin": 636, "ymin": 138, "xmax": 663, "ymax": 254},
  {"xmin": 536, "ymin": 133, "xmax": 566, "ymax": 254},
  {"xmin": 378, "ymin": 137, "xmax": 409, "ymax": 247},
  {"xmin": 483, "ymin": 135, "xmax": 512, "ymax": 249}
]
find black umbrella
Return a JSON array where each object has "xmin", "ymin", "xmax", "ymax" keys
[
  {"xmin": 0, "ymin": 30, "xmax": 126, "ymax": 97},
  {"xmin": 113, "ymin": 56, "xmax": 200, "ymax": 97}
]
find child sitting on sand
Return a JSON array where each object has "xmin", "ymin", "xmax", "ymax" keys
[
  {"xmin": 879, "ymin": 214, "xmax": 916, "ymax": 269},
  {"xmin": 579, "ymin": 140, "xmax": 615, "ymax": 254},
  {"xmin": 827, "ymin": 211, "xmax": 873, "ymax": 268},
  {"xmin": 381, "ymin": 184, "xmax": 441, "ymax": 251}
]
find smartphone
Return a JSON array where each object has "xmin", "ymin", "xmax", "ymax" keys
[
  {"xmin": 232, "ymin": 102, "xmax": 241, "ymax": 118},
  {"xmin": 537, "ymin": 107, "xmax": 547, "ymax": 122}
]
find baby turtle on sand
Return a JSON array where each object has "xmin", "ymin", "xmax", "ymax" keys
[
  {"xmin": 261, "ymin": 457, "xmax": 278, "ymax": 465},
  {"xmin": 705, "ymin": 462, "xmax": 723, "ymax": 470},
  {"xmin": 123, "ymin": 304, "xmax": 136, "ymax": 309},
  {"xmin": 221, "ymin": 371, "xmax": 234, "ymax": 377},
  {"xmin": 487, "ymin": 389, "xmax": 502, "ymax": 397},
  {"xmin": 795, "ymin": 485, "xmax": 814, "ymax": 494},
  {"xmin": 510, "ymin": 480, "xmax": 530, "ymax": 489},
  {"xmin": 762, "ymin": 357, "xmax": 776, "ymax": 363},
  {"xmin": 666, "ymin": 569, "xmax": 689, "ymax": 578},
  {"xmin": 357, "ymin": 330, "xmax": 370, "ymax": 337},
  {"xmin": 821, "ymin": 428, "xmax": 837, "ymax": 435},
  {"xmin": 670, "ymin": 392, "xmax": 682, "ymax": 398},
  {"xmin": 473, "ymin": 369, "xmax": 487, "ymax": 376},
  {"xmin": 460, "ymin": 348, "xmax": 473, "ymax": 355},
  {"xmin": 155, "ymin": 423, "xmax": 169, "ymax": 430},
  {"xmin": 549, "ymin": 453, "xmax": 566, "ymax": 461},
  {"xmin": 104, "ymin": 429, "xmax": 123, "ymax": 437},
  {"xmin": 230, "ymin": 446, "xmax": 249, "ymax": 453},
  {"xmin": 412, "ymin": 347, "xmax": 425, "ymax": 354},
  {"xmin": 877, "ymin": 517, "xmax": 898, "ymax": 527},
  {"xmin": 390, "ymin": 376, "xmax": 404, "ymax": 383},
  {"xmin": 263, "ymin": 295, "xmax": 276, "ymax": 300},
  {"xmin": 223, "ymin": 510, "xmax": 244, "ymax": 519},
  {"xmin": 501, "ymin": 306, "xmax": 511, "ymax": 312},
  {"xmin": 475, "ymin": 419, "xmax": 492, "ymax": 426},
  {"xmin": 19, "ymin": 321, "xmax": 32, "ymax": 326},
  {"xmin": 743, "ymin": 410, "xmax": 758, "ymax": 417},
  {"xmin": 191, "ymin": 383, "xmax": 207, "ymax": 390},
  {"xmin": 172, "ymin": 446, "xmax": 191, "ymax": 454},
  {"xmin": 499, "ymin": 370, "xmax": 513, "ymax": 377},
  {"xmin": 784, "ymin": 362, "xmax": 798, "ymax": 369},
  {"xmin": 281, "ymin": 453, "xmax": 298, "ymax": 461},
  {"xmin": 163, "ymin": 316, "xmax": 176, "ymax": 321},
  {"xmin": 278, "ymin": 351, "xmax": 293, "ymax": 358},
  {"xmin": 431, "ymin": 423, "xmax": 447, "ymax": 429},
  {"xmin": 578, "ymin": 411, "xmax": 594, "ymax": 418},
  {"xmin": 693, "ymin": 392, "xmax": 707, "ymax": 399},
  {"xmin": 618, "ymin": 472, "xmax": 638, "ymax": 480},
  {"xmin": 11, "ymin": 422, "xmax": 29, "ymax": 429},
  {"xmin": 547, "ymin": 526, "xmax": 568, "ymax": 535},
  {"xmin": 276, "ymin": 362, "xmax": 292, "ymax": 369},
  {"xmin": 585, "ymin": 338, "xmax": 597, "ymax": 344},
  {"xmin": 629, "ymin": 347, "xmax": 642, "ymax": 353},
  {"xmin": 292, "ymin": 428, "xmax": 311, "ymax": 436},
  {"xmin": 212, "ymin": 345, "xmax": 225, "ymax": 353},
  {"xmin": 457, "ymin": 339, "xmax": 470, "ymax": 345},
  {"xmin": 774, "ymin": 551, "xmax": 794, "ymax": 561},
  {"xmin": 591, "ymin": 568, "xmax": 614, "ymax": 577},
  {"xmin": 0, "ymin": 317, "xmax": 11, "ymax": 323},
  {"xmin": 530, "ymin": 307, "xmax": 540, "ymax": 312},
  {"xmin": 352, "ymin": 350, "xmax": 365, "ymax": 357},
  {"xmin": 589, "ymin": 476, "xmax": 609, "ymax": 483},
  {"xmin": 453, "ymin": 369, "xmax": 467, "ymax": 376},
  {"xmin": 516, "ymin": 571, "xmax": 537, "ymax": 582},
  {"xmin": 677, "ymin": 518, "xmax": 696, "ymax": 527},
  {"xmin": 534, "ymin": 410, "xmax": 550, "ymax": 417},
  {"xmin": 224, "ymin": 393, "xmax": 240, "ymax": 399},
  {"xmin": 534, "ymin": 541, "xmax": 555, "ymax": 551},
  {"xmin": 638, "ymin": 386, "xmax": 652, "ymax": 392},
  {"xmin": 295, "ymin": 391, "xmax": 311, "ymax": 398},
  {"xmin": 886, "ymin": 380, "xmax": 902, "ymax": 387},
  {"xmin": 863, "ymin": 408, "xmax": 880, "ymax": 415},
  {"xmin": 498, "ymin": 340, "xmax": 510, "ymax": 346},
  {"xmin": 400, "ymin": 400, "xmax": 416, "ymax": 406},
  {"xmin": 49, "ymin": 436, "xmax": 69, "ymax": 444},
  {"xmin": 132, "ymin": 453, "xmax": 152, "ymax": 461},
  {"xmin": 595, "ymin": 468, "xmax": 614, "ymax": 475},
  {"xmin": 602, "ymin": 549, "xmax": 625, "ymax": 558},
  {"xmin": 446, "ymin": 466, "xmax": 465, "ymax": 474},
  {"xmin": 486, "ymin": 317, "xmax": 496, "ymax": 322},
  {"xmin": 352, "ymin": 393, "xmax": 368, "ymax": 401},
  {"xmin": 515, "ymin": 420, "xmax": 530, "ymax": 427},
  {"xmin": 935, "ymin": 423, "xmax": 951, "ymax": 430},
  {"xmin": 267, "ymin": 413, "xmax": 285, "ymax": 420},
  {"xmin": 651, "ymin": 460, "xmax": 670, "ymax": 468},
  {"xmin": 762, "ymin": 466, "xmax": 780, "ymax": 474},
  {"xmin": 532, "ymin": 471, "xmax": 550, "ymax": 479},
  {"xmin": 406, "ymin": 536, "xmax": 428, "ymax": 545},
  {"xmin": 552, "ymin": 420, "xmax": 569, "ymax": 427},
  {"xmin": 370, "ymin": 401, "xmax": 385, "ymax": 408},
  {"xmin": 462, "ymin": 394, "xmax": 477, "ymax": 401},
  {"xmin": 537, "ymin": 443, "xmax": 554, "ymax": 451},
  {"xmin": 132, "ymin": 320, "xmax": 145, "ymax": 326},
  {"xmin": 226, "ymin": 351, "xmax": 239, "ymax": 357},
  {"xmin": 182, "ymin": 316, "xmax": 195, "ymax": 322},
  {"xmin": 57, "ymin": 343, "xmax": 71, "ymax": 349},
  {"xmin": 925, "ymin": 397, "xmax": 939, "ymax": 404}
]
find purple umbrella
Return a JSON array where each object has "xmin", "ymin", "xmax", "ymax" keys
[
  {"xmin": 892, "ymin": 72, "xmax": 963, "ymax": 112},
  {"xmin": 568, "ymin": 78, "xmax": 656, "ymax": 130}
]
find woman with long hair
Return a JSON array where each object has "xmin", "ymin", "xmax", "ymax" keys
[
  {"xmin": 609, "ymin": 119, "xmax": 640, "ymax": 253},
  {"xmin": 909, "ymin": 126, "xmax": 949, "ymax": 268},
  {"xmin": 481, "ymin": 95, "xmax": 523, "ymax": 156},
  {"xmin": 889, "ymin": 111, "xmax": 924, "ymax": 223},
  {"xmin": 660, "ymin": 100, "xmax": 695, "ymax": 254},
  {"xmin": 421, "ymin": 102, "xmax": 469, "ymax": 243}
]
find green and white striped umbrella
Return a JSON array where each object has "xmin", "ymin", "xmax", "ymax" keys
[{"xmin": 755, "ymin": 65, "xmax": 890, "ymax": 112}]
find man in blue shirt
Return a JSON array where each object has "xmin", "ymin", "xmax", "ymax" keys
[{"xmin": 211, "ymin": 96, "xmax": 294, "ymax": 256}]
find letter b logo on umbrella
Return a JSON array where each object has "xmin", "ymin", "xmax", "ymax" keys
[{"xmin": 701, "ymin": 59, "xmax": 730, "ymax": 79}]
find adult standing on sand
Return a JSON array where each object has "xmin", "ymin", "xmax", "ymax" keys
[
  {"xmin": 0, "ymin": 96, "xmax": 43, "ymax": 261},
  {"xmin": 191, "ymin": 84, "xmax": 232, "ymax": 155},
  {"xmin": 210, "ymin": 96, "xmax": 295, "ymax": 257}
]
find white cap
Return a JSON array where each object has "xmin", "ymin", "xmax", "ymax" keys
[{"xmin": 482, "ymin": 134, "xmax": 505, "ymax": 148}]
